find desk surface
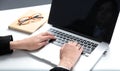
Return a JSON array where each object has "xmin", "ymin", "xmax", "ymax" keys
[{"xmin": 0, "ymin": 4, "xmax": 120, "ymax": 71}]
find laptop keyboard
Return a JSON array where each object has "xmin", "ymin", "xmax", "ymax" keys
[{"xmin": 48, "ymin": 28, "xmax": 98, "ymax": 55}]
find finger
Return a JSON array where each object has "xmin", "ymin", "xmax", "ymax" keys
[
  {"xmin": 38, "ymin": 41, "xmax": 48, "ymax": 47},
  {"xmin": 41, "ymin": 32, "xmax": 54, "ymax": 36},
  {"xmin": 60, "ymin": 44, "xmax": 66, "ymax": 56},
  {"xmin": 60, "ymin": 45, "xmax": 64, "ymax": 53},
  {"xmin": 72, "ymin": 41, "xmax": 78, "ymax": 46},
  {"xmin": 67, "ymin": 41, "xmax": 73, "ymax": 44},
  {"xmin": 79, "ymin": 47, "xmax": 83, "ymax": 53},
  {"xmin": 40, "ymin": 36, "xmax": 56, "ymax": 42},
  {"xmin": 77, "ymin": 44, "xmax": 81, "ymax": 49}
]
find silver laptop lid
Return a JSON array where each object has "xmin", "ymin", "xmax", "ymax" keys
[{"xmin": 48, "ymin": 0, "xmax": 119, "ymax": 43}]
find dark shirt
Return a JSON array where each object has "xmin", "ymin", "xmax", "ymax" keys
[
  {"xmin": 50, "ymin": 67, "xmax": 69, "ymax": 71},
  {"xmin": 0, "ymin": 35, "xmax": 13, "ymax": 55}
]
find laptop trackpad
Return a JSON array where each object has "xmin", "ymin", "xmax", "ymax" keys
[{"xmin": 30, "ymin": 43, "xmax": 60, "ymax": 65}]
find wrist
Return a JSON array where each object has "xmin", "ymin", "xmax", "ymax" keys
[
  {"xmin": 59, "ymin": 59, "xmax": 73, "ymax": 70},
  {"xmin": 57, "ymin": 65, "xmax": 70, "ymax": 70},
  {"xmin": 10, "ymin": 40, "xmax": 23, "ymax": 50}
]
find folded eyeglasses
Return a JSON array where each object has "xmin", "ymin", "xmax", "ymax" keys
[{"xmin": 18, "ymin": 13, "xmax": 43, "ymax": 25}]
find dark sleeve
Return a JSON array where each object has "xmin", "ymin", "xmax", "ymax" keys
[
  {"xmin": 0, "ymin": 35, "xmax": 13, "ymax": 55},
  {"xmin": 50, "ymin": 67, "xmax": 69, "ymax": 71}
]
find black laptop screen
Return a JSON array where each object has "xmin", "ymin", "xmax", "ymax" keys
[{"xmin": 48, "ymin": 0, "xmax": 119, "ymax": 43}]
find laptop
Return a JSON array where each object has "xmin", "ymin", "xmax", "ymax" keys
[{"xmin": 29, "ymin": 0, "xmax": 119, "ymax": 71}]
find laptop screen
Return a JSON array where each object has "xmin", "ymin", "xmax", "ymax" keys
[{"xmin": 48, "ymin": 0, "xmax": 119, "ymax": 43}]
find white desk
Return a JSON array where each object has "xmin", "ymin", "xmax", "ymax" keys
[{"xmin": 0, "ymin": 4, "xmax": 120, "ymax": 71}]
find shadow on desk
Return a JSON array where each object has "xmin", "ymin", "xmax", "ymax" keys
[
  {"xmin": 0, "ymin": 50, "xmax": 56, "ymax": 68},
  {"xmin": 0, "ymin": 50, "xmax": 28, "ymax": 61},
  {"xmin": 0, "ymin": 50, "xmax": 53, "ymax": 71},
  {"xmin": 0, "ymin": 50, "xmax": 55, "ymax": 66}
]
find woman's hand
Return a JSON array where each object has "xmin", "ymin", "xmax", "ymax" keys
[
  {"xmin": 59, "ymin": 41, "xmax": 83, "ymax": 70},
  {"xmin": 10, "ymin": 32, "xmax": 55, "ymax": 51}
]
